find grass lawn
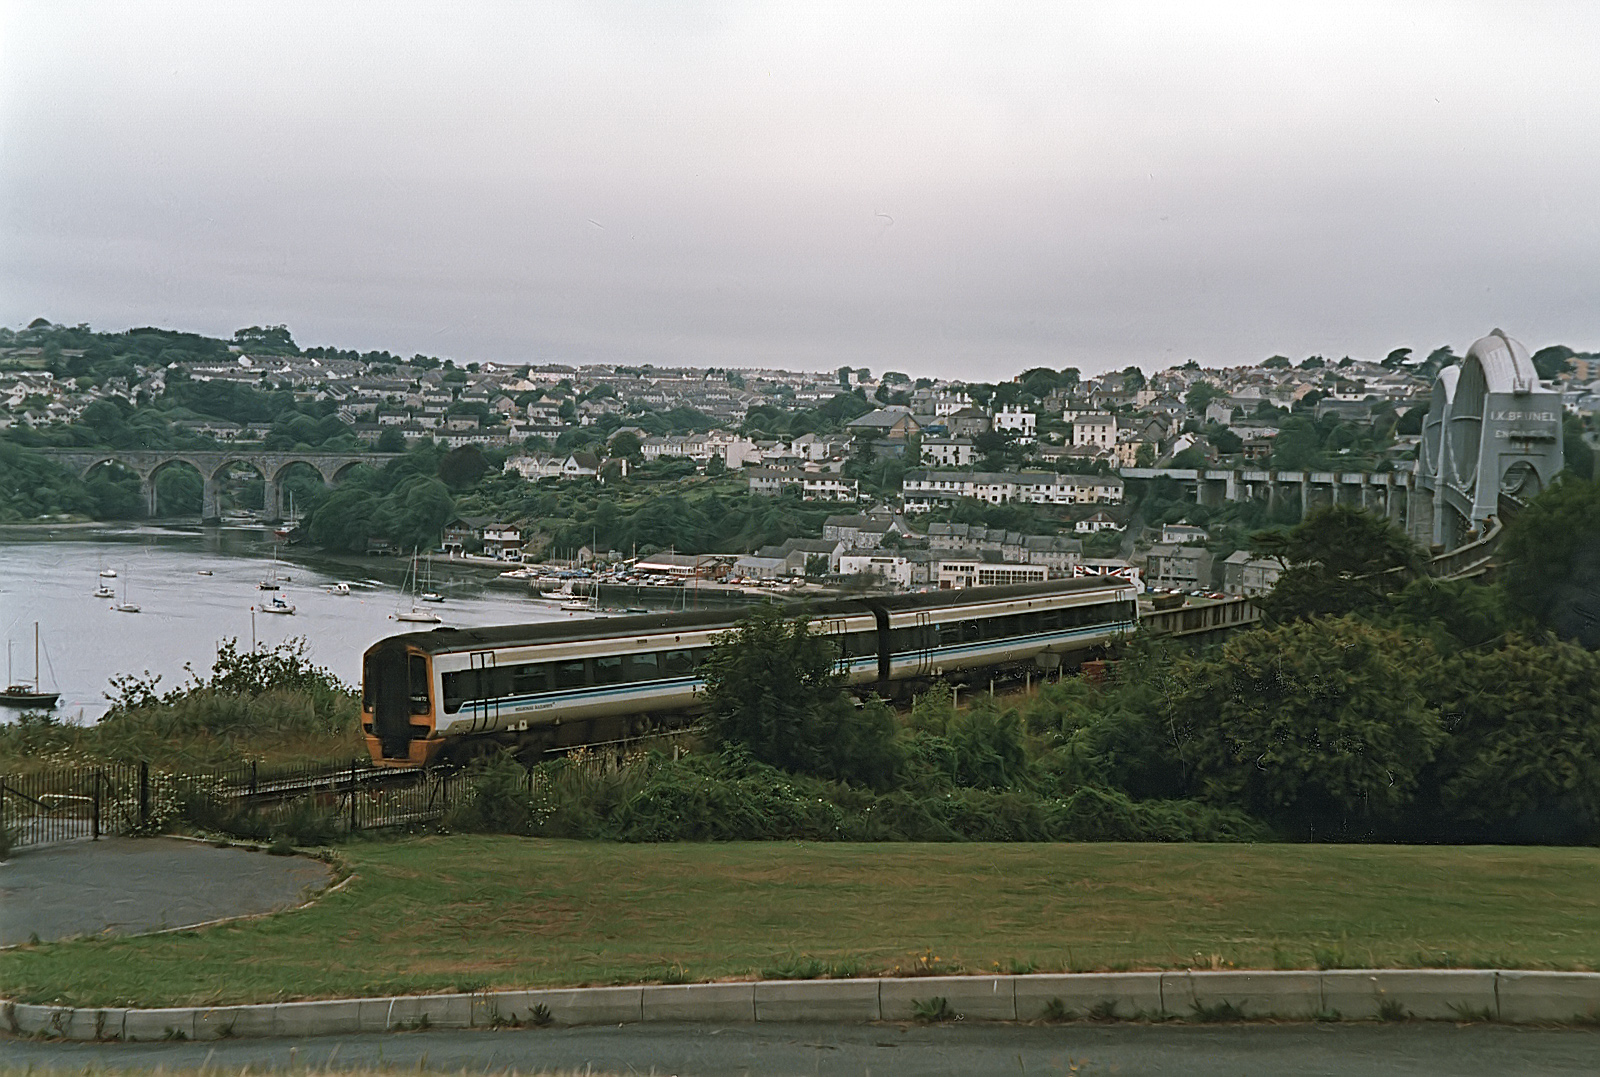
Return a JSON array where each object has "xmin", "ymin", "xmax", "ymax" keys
[{"xmin": 6, "ymin": 837, "xmax": 1600, "ymax": 1007}]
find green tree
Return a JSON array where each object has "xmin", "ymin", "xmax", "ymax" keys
[
  {"xmin": 1171, "ymin": 617, "xmax": 1443, "ymax": 831},
  {"xmin": 232, "ymin": 325, "xmax": 299, "ymax": 354},
  {"xmin": 1531, "ymin": 345, "xmax": 1575, "ymax": 380},
  {"xmin": 1121, "ymin": 365, "xmax": 1146, "ymax": 393},
  {"xmin": 1254, "ymin": 505, "xmax": 1423, "ymax": 623},
  {"xmin": 376, "ymin": 427, "xmax": 407, "ymax": 453},
  {"xmin": 1184, "ymin": 381, "xmax": 1225, "ymax": 414},
  {"xmin": 699, "ymin": 605, "xmax": 901, "ymax": 789},
  {"xmin": 1382, "ymin": 347, "xmax": 1412, "ymax": 370},
  {"xmin": 1269, "ymin": 415, "xmax": 1321, "ymax": 469},
  {"xmin": 1261, "ymin": 355, "xmax": 1291, "ymax": 369},
  {"xmin": 437, "ymin": 446, "xmax": 489, "ymax": 491},
  {"xmin": 1563, "ymin": 417, "xmax": 1593, "ymax": 481},
  {"xmin": 609, "ymin": 431, "xmax": 643, "ymax": 462},
  {"xmin": 1395, "ymin": 405, "xmax": 1427, "ymax": 436},
  {"xmin": 1432, "ymin": 635, "xmax": 1600, "ymax": 831},
  {"xmin": 1499, "ymin": 477, "xmax": 1600, "ymax": 648}
]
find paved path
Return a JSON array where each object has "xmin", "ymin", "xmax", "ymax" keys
[
  {"xmin": 5, "ymin": 1021, "xmax": 1599, "ymax": 1075},
  {"xmin": 0, "ymin": 837, "xmax": 332, "ymax": 945}
]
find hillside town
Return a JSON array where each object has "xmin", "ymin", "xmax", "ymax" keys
[{"xmin": 4, "ymin": 322, "xmax": 1595, "ymax": 598}]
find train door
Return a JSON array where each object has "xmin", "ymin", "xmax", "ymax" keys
[
  {"xmin": 914, "ymin": 612, "xmax": 933, "ymax": 675},
  {"xmin": 470, "ymin": 650, "xmax": 498, "ymax": 732},
  {"xmin": 823, "ymin": 619, "xmax": 851, "ymax": 677}
]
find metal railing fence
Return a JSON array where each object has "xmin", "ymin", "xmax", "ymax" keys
[{"xmin": 1, "ymin": 727, "xmax": 697, "ymax": 851}]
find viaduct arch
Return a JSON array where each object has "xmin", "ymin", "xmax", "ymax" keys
[{"xmin": 36, "ymin": 450, "xmax": 401, "ymax": 523}]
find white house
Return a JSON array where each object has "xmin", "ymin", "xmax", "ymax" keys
[
  {"xmin": 993, "ymin": 405, "xmax": 1037, "ymax": 443},
  {"xmin": 1075, "ymin": 512, "xmax": 1124, "ymax": 533},
  {"xmin": 920, "ymin": 437, "xmax": 976, "ymax": 467},
  {"xmin": 837, "ymin": 553, "xmax": 913, "ymax": 589},
  {"xmin": 1072, "ymin": 413, "xmax": 1118, "ymax": 450}
]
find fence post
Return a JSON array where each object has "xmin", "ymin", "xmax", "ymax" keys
[
  {"xmin": 92, "ymin": 769, "xmax": 102, "ymax": 840},
  {"xmin": 139, "ymin": 761, "xmax": 149, "ymax": 827},
  {"xmin": 250, "ymin": 760, "xmax": 258, "ymax": 796},
  {"xmin": 348, "ymin": 758, "xmax": 358, "ymax": 833}
]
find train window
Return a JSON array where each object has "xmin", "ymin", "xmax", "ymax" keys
[
  {"xmin": 408, "ymin": 655, "xmax": 431, "ymax": 715},
  {"xmin": 990, "ymin": 615, "xmax": 1023, "ymax": 640},
  {"xmin": 594, "ymin": 655, "xmax": 624, "ymax": 685},
  {"xmin": 512, "ymin": 663, "xmax": 548, "ymax": 695},
  {"xmin": 623, "ymin": 652, "xmax": 659, "ymax": 681},
  {"xmin": 552, "ymin": 660, "xmax": 587, "ymax": 689},
  {"xmin": 1038, "ymin": 608, "xmax": 1063, "ymax": 630},
  {"xmin": 661, "ymin": 649, "xmax": 697, "ymax": 676},
  {"xmin": 362, "ymin": 655, "xmax": 375, "ymax": 711},
  {"xmin": 840, "ymin": 631, "xmax": 875, "ymax": 660},
  {"xmin": 962, "ymin": 620, "xmax": 981, "ymax": 643},
  {"xmin": 441, "ymin": 672, "xmax": 465, "ymax": 713},
  {"xmin": 937, "ymin": 622, "xmax": 961, "ymax": 647}
]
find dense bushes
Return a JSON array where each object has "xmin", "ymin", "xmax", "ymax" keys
[
  {"xmin": 1, "ymin": 637, "xmax": 360, "ymax": 772},
  {"xmin": 699, "ymin": 604, "xmax": 902, "ymax": 789},
  {"xmin": 446, "ymin": 749, "xmax": 1268, "ymax": 844}
]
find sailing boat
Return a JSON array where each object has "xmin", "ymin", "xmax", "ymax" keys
[
  {"xmin": 112, "ymin": 567, "xmax": 141, "ymax": 613},
  {"xmin": 274, "ymin": 492, "xmax": 299, "ymax": 540},
  {"xmin": 259, "ymin": 593, "xmax": 296, "ymax": 615},
  {"xmin": 392, "ymin": 550, "xmax": 442, "ymax": 623},
  {"xmin": 419, "ymin": 553, "xmax": 443, "ymax": 603},
  {"xmin": 258, "ymin": 544, "xmax": 283, "ymax": 590},
  {"xmin": 1, "ymin": 623, "xmax": 60, "ymax": 708}
]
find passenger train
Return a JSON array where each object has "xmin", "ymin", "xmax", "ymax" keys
[{"xmin": 361, "ymin": 577, "xmax": 1139, "ymax": 766}]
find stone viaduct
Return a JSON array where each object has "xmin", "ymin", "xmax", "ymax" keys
[{"xmin": 36, "ymin": 449, "xmax": 402, "ymax": 523}]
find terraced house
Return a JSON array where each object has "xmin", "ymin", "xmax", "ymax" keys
[{"xmin": 901, "ymin": 470, "xmax": 1124, "ymax": 511}]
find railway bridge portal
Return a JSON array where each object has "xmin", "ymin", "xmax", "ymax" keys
[
  {"xmin": 1122, "ymin": 329, "xmax": 1563, "ymax": 553},
  {"xmin": 1415, "ymin": 329, "xmax": 1563, "ymax": 548}
]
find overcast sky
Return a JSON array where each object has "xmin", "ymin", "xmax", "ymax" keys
[{"xmin": 3, "ymin": 2, "xmax": 1597, "ymax": 379}]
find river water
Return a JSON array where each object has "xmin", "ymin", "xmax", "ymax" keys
[{"xmin": 0, "ymin": 528, "xmax": 591, "ymax": 723}]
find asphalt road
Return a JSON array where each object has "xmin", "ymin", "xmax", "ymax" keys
[
  {"xmin": 0, "ymin": 837, "xmax": 331, "ymax": 945},
  {"xmin": 6, "ymin": 1021, "xmax": 1599, "ymax": 1075}
]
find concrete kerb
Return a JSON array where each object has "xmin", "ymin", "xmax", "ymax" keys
[{"xmin": 7, "ymin": 970, "xmax": 1600, "ymax": 1041}]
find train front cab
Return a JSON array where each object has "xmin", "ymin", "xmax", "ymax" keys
[{"xmin": 362, "ymin": 640, "xmax": 443, "ymax": 766}]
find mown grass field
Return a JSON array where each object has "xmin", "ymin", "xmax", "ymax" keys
[{"xmin": 6, "ymin": 837, "xmax": 1600, "ymax": 1007}]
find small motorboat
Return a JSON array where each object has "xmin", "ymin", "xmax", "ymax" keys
[
  {"xmin": 93, "ymin": 583, "xmax": 116, "ymax": 598},
  {"xmin": 99, "ymin": 567, "xmax": 116, "ymax": 578},
  {"xmin": 420, "ymin": 591, "xmax": 444, "ymax": 603},
  {"xmin": 260, "ymin": 595, "xmax": 296, "ymax": 615},
  {"xmin": 197, "ymin": 569, "xmax": 214, "ymax": 576},
  {"xmin": 327, "ymin": 582, "xmax": 351, "ymax": 596},
  {"xmin": 257, "ymin": 579, "xmax": 279, "ymax": 591}
]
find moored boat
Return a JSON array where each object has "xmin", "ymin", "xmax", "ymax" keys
[{"xmin": 1, "ymin": 623, "xmax": 60, "ymax": 708}]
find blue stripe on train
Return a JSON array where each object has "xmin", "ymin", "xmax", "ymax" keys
[{"xmin": 452, "ymin": 621, "xmax": 1133, "ymax": 722}]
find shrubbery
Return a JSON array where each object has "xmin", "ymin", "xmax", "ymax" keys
[
  {"xmin": 0, "ymin": 637, "xmax": 360, "ymax": 772},
  {"xmin": 445, "ymin": 748, "xmax": 1267, "ymax": 844}
]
